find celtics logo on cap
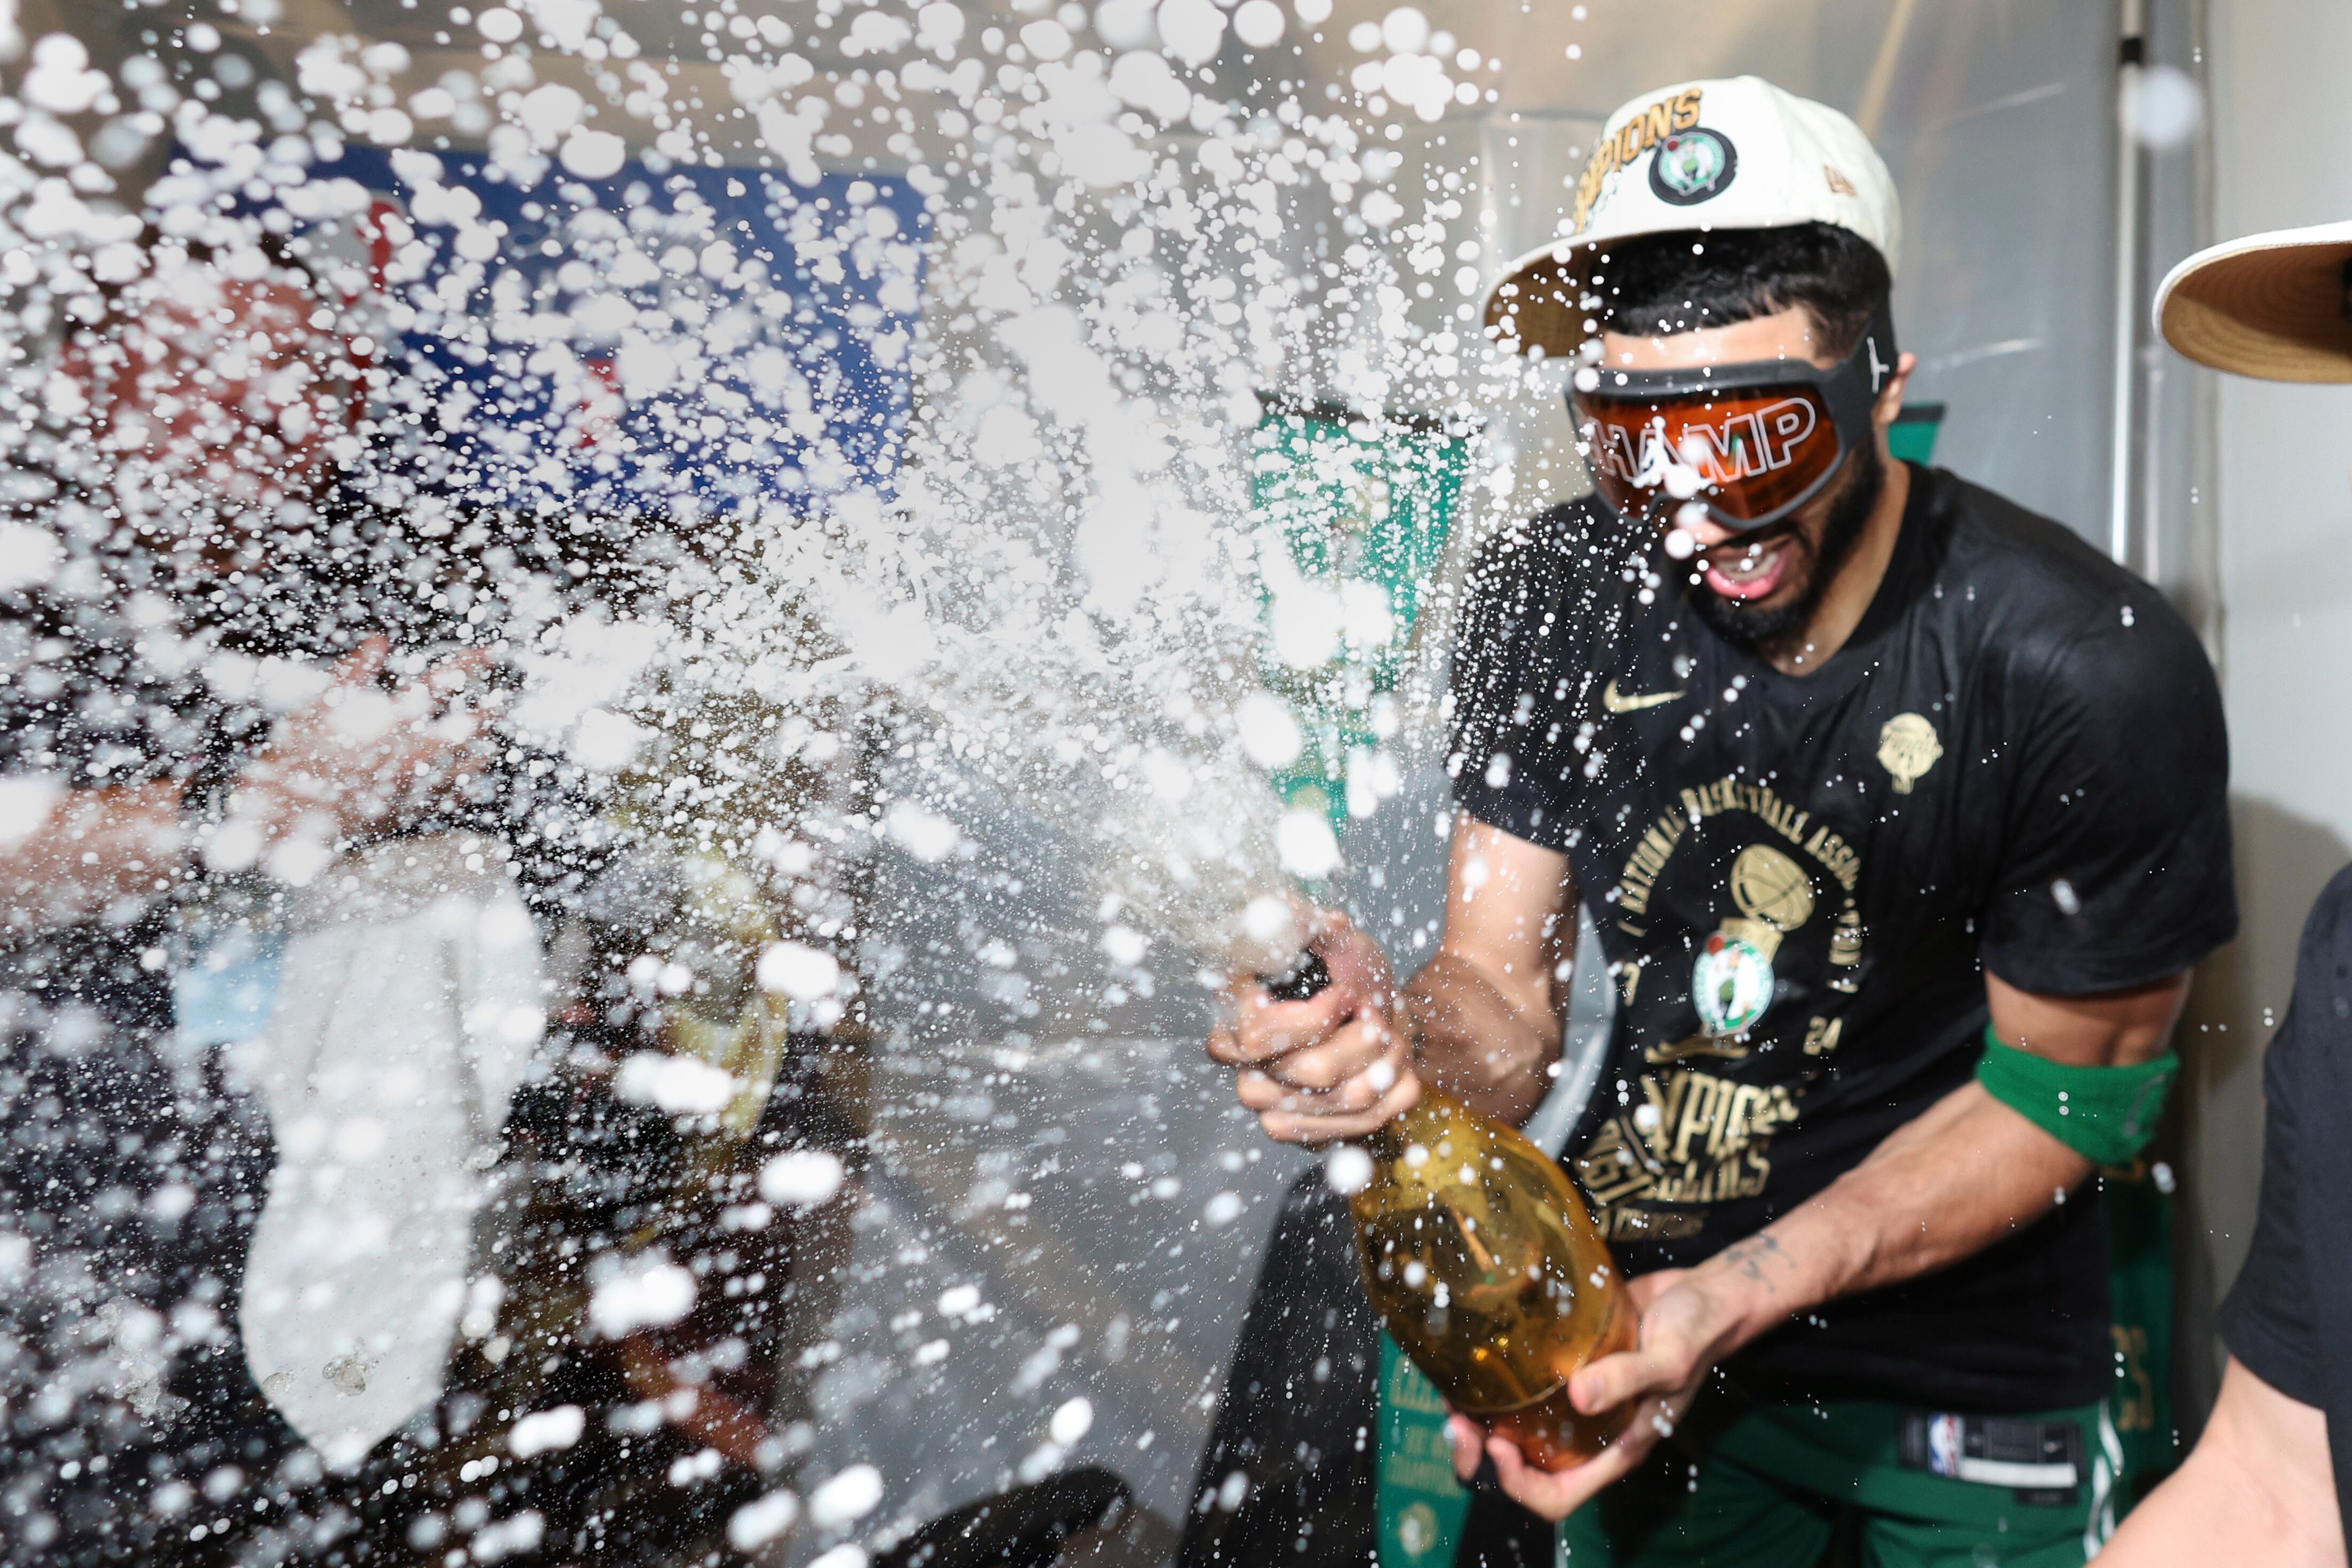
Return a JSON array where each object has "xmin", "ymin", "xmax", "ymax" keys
[{"xmin": 1649, "ymin": 127, "xmax": 1738, "ymax": 207}]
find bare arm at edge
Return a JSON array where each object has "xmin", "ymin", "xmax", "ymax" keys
[{"xmin": 2099, "ymin": 1357, "xmax": 2344, "ymax": 1567}]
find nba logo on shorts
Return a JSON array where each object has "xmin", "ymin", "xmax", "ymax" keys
[{"xmin": 1926, "ymin": 1413, "xmax": 1965, "ymax": 1479}]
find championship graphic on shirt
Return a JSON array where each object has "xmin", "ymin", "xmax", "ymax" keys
[{"xmin": 1574, "ymin": 776, "xmax": 1866, "ymax": 1241}]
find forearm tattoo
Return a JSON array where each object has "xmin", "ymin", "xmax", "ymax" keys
[{"xmin": 1713, "ymin": 1233, "xmax": 1795, "ymax": 1294}]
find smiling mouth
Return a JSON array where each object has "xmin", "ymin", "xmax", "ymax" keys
[{"xmin": 1700, "ymin": 535, "xmax": 1796, "ymax": 602}]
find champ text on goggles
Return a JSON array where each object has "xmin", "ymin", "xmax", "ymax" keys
[{"xmin": 1570, "ymin": 309, "xmax": 1898, "ymax": 533}]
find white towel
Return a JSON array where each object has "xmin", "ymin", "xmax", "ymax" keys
[{"xmin": 236, "ymin": 833, "xmax": 546, "ymax": 1471}]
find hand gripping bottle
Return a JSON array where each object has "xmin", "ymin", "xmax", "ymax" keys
[{"xmin": 1269, "ymin": 952, "xmax": 1637, "ymax": 1470}]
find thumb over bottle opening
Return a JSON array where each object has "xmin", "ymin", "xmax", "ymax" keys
[{"xmin": 1257, "ymin": 948, "xmax": 1330, "ymax": 1002}]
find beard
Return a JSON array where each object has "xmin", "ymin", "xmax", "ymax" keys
[{"xmin": 1688, "ymin": 441, "xmax": 1885, "ymax": 649}]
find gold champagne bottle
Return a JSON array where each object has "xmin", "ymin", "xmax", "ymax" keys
[
  {"xmin": 1268, "ymin": 954, "xmax": 1636, "ymax": 1471},
  {"xmin": 1351, "ymin": 1091, "xmax": 1637, "ymax": 1470}
]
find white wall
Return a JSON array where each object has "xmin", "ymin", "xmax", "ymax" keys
[{"xmin": 2177, "ymin": 0, "xmax": 2352, "ymax": 1407}]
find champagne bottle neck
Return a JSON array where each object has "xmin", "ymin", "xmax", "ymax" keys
[{"xmin": 1362, "ymin": 1089, "xmax": 1457, "ymax": 1166}]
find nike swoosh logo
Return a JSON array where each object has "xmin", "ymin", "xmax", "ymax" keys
[{"xmin": 1602, "ymin": 680, "xmax": 1686, "ymax": 713}]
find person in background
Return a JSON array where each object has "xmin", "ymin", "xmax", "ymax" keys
[
  {"xmin": 6, "ymin": 229, "xmax": 855, "ymax": 1567},
  {"xmin": 2098, "ymin": 220, "xmax": 2352, "ymax": 1568},
  {"xmin": 1210, "ymin": 76, "xmax": 2235, "ymax": 1565},
  {"xmin": 0, "ymin": 233, "xmax": 492, "ymax": 1562}
]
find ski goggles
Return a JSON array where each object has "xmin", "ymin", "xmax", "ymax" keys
[{"xmin": 1569, "ymin": 311, "xmax": 1899, "ymax": 532}]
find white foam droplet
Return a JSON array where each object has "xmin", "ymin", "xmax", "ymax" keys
[
  {"xmin": 509, "ymin": 1404, "xmax": 586, "ymax": 1459},
  {"xmin": 1050, "ymin": 1396, "xmax": 1095, "ymax": 1445},
  {"xmin": 1233, "ymin": 0, "xmax": 1285, "ymax": 49},
  {"xmin": 559, "ymin": 128, "xmax": 626, "ymax": 179},
  {"xmin": 727, "ymin": 1491, "xmax": 802, "ymax": 1553},
  {"xmin": 1325, "ymin": 1144, "xmax": 1375, "ymax": 1196},
  {"xmin": 756, "ymin": 941, "xmax": 842, "ymax": 1001},
  {"xmin": 1276, "ymin": 809, "xmax": 1341, "ymax": 881},
  {"xmin": 808, "ymin": 1464, "xmax": 884, "ymax": 1530},
  {"xmin": 759, "ymin": 1150, "xmax": 847, "ymax": 1210}
]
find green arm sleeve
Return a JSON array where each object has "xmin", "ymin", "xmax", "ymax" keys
[{"xmin": 1975, "ymin": 1023, "xmax": 2177, "ymax": 1166}]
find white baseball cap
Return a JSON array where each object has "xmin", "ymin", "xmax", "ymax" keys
[
  {"xmin": 1484, "ymin": 76, "xmax": 1901, "ymax": 357},
  {"xmin": 2154, "ymin": 220, "xmax": 2352, "ymax": 383}
]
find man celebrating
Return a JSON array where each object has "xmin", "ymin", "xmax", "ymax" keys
[{"xmin": 1212, "ymin": 76, "xmax": 2234, "ymax": 1563}]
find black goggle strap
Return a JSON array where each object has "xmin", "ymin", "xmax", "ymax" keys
[
  {"xmin": 1827, "ymin": 307, "xmax": 1898, "ymax": 434},
  {"xmin": 1718, "ymin": 320, "xmax": 1887, "ymax": 529},
  {"xmin": 1568, "ymin": 306, "xmax": 1899, "ymax": 411}
]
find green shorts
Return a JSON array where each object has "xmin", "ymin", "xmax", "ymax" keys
[{"xmin": 1558, "ymin": 1394, "xmax": 2122, "ymax": 1568}]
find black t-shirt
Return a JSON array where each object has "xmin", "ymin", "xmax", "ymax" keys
[
  {"xmin": 2217, "ymin": 866, "xmax": 2352, "ymax": 1534},
  {"xmin": 1448, "ymin": 463, "xmax": 2236, "ymax": 1410}
]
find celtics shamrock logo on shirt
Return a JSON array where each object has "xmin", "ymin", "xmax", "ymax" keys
[{"xmin": 1691, "ymin": 843, "xmax": 1814, "ymax": 1037}]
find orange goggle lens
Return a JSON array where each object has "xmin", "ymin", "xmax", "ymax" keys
[{"xmin": 1573, "ymin": 385, "xmax": 1846, "ymax": 528}]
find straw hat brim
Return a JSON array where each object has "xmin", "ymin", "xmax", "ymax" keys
[
  {"xmin": 1481, "ymin": 240, "xmax": 1595, "ymax": 359},
  {"xmin": 2154, "ymin": 220, "xmax": 2352, "ymax": 384}
]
